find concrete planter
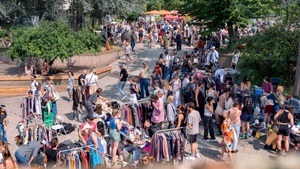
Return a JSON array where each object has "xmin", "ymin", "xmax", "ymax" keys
[{"xmin": 52, "ymin": 49, "xmax": 125, "ymax": 69}]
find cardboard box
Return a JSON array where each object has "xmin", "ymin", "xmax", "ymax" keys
[{"xmin": 265, "ymin": 130, "xmax": 277, "ymax": 149}]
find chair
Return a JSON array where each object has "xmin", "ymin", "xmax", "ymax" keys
[{"xmin": 51, "ymin": 115, "xmax": 65, "ymax": 136}]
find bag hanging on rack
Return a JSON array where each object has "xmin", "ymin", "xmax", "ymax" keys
[{"xmin": 90, "ymin": 149, "xmax": 103, "ymax": 168}]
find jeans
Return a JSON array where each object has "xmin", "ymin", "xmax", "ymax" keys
[
  {"xmin": 140, "ymin": 78, "xmax": 149, "ymax": 98},
  {"xmin": 176, "ymin": 42, "xmax": 182, "ymax": 51},
  {"xmin": 203, "ymin": 116, "xmax": 215, "ymax": 140},
  {"xmin": 118, "ymin": 81, "xmax": 126, "ymax": 98},
  {"xmin": 163, "ymin": 67, "xmax": 170, "ymax": 81},
  {"xmin": 131, "ymin": 41, "xmax": 136, "ymax": 52},
  {"xmin": 124, "ymin": 145, "xmax": 141, "ymax": 163},
  {"xmin": 15, "ymin": 151, "xmax": 29, "ymax": 167},
  {"xmin": 151, "ymin": 122, "xmax": 162, "ymax": 134},
  {"xmin": 232, "ymin": 124, "xmax": 241, "ymax": 150},
  {"xmin": 0, "ymin": 123, "xmax": 7, "ymax": 143}
]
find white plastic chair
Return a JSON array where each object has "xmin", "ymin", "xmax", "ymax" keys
[{"xmin": 51, "ymin": 115, "xmax": 65, "ymax": 136}]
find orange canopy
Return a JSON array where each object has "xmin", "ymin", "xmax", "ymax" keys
[
  {"xmin": 144, "ymin": 10, "xmax": 159, "ymax": 15},
  {"xmin": 144, "ymin": 10, "xmax": 171, "ymax": 15},
  {"xmin": 163, "ymin": 15, "xmax": 178, "ymax": 19}
]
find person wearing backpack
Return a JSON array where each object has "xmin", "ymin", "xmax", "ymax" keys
[
  {"xmin": 165, "ymin": 95, "xmax": 177, "ymax": 129},
  {"xmin": 240, "ymin": 89, "xmax": 254, "ymax": 139},
  {"xmin": 183, "ymin": 77, "xmax": 197, "ymax": 103}
]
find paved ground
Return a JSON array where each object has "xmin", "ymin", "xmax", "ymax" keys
[{"xmin": 0, "ymin": 43, "xmax": 290, "ymax": 167}]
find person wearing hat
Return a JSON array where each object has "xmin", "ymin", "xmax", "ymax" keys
[
  {"xmin": 14, "ymin": 139, "xmax": 46, "ymax": 166},
  {"xmin": 118, "ymin": 64, "xmax": 128, "ymax": 101},
  {"xmin": 78, "ymin": 115, "xmax": 96, "ymax": 144},
  {"xmin": 240, "ymin": 89, "xmax": 254, "ymax": 139},
  {"xmin": 265, "ymin": 86, "xmax": 286, "ymax": 116}
]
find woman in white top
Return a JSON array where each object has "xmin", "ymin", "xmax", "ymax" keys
[
  {"xmin": 171, "ymin": 74, "xmax": 181, "ymax": 108},
  {"xmin": 206, "ymin": 83, "xmax": 219, "ymax": 99},
  {"xmin": 203, "ymin": 96, "xmax": 217, "ymax": 142}
]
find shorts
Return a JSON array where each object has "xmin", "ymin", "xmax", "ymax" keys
[
  {"xmin": 264, "ymin": 105, "xmax": 273, "ymax": 113},
  {"xmin": 125, "ymin": 54, "xmax": 130, "ymax": 58},
  {"xmin": 188, "ymin": 134, "xmax": 197, "ymax": 144},
  {"xmin": 109, "ymin": 129, "xmax": 121, "ymax": 142},
  {"xmin": 67, "ymin": 88, "xmax": 73, "ymax": 93},
  {"xmin": 277, "ymin": 125, "xmax": 289, "ymax": 136},
  {"xmin": 241, "ymin": 114, "xmax": 252, "ymax": 122}
]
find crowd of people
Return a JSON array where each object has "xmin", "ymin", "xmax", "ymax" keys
[{"xmin": 0, "ymin": 17, "xmax": 299, "ymax": 169}]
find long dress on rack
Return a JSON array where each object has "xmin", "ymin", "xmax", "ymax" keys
[
  {"xmin": 34, "ymin": 89, "xmax": 42, "ymax": 116},
  {"xmin": 43, "ymin": 101, "xmax": 54, "ymax": 128},
  {"xmin": 172, "ymin": 79, "xmax": 181, "ymax": 108}
]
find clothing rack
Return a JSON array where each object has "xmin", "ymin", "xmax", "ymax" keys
[
  {"xmin": 120, "ymin": 97, "xmax": 150, "ymax": 106},
  {"xmin": 154, "ymin": 127, "xmax": 183, "ymax": 135}
]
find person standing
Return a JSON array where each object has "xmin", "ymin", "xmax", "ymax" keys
[
  {"xmin": 150, "ymin": 94, "xmax": 165, "ymax": 133},
  {"xmin": 166, "ymin": 95, "xmax": 176, "ymax": 129},
  {"xmin": 85, "ymin": 69, "xmax": 99, "ymax": 97},
  {"xmin": 67, "ymin": 71, "xmax": 74, "ymax": 101},
  {"xmin": 118, "ymin": 64, "xmax": 128, "ymax": 100},
  {"xmin": 84, "ymin": 88, "xmax": 103, "ymax": 117},
  {"xmin": 44, "ymin": 138, "xmax": 59, "ymax": 168},
  {"xmin": 109, "ymin": 110, "xmax": 122, "ymax": 165},
  {"xmin": 78, "ymin": 69, "xmax": 87, "ymax": 108},
  {"xmin": 130, "ymin": 30, "xmax": 137, "ymax": 52},
  {"xmin": 30, "ymin": 75, "xmax": 38, "ymax": 94},
  {"xmin": 274, "ymin": 105, "xmax": 294, "ymax": 155},
  {"xmin": 124, "ymin": 40, "xmax": 133, "ymax": 64},
  {"xmin": 139, "ymin": 62, "xmax": 150, "ymax": 99},
  {"xmin": 0, "ymin": 105, "xmax": 8, "ymax": 142},
  {"xmin": 228, "ymin": 101, "xmax": 241, "ymax": 153},
  {"xmin": 203, "ymin": 96, "xmax": 217, "ymax": 142},
  {"xmin": 42, "ymin": 96, "xmax": 54, "ymax": 128},
  {"xmin": 186, "ymin": 102, "xmax": 201, "ymax": 160},
  {"xmin": 175, "ymin": 31, "xmax": 182, "ymax": 51},
  {"xmin": 240, "ymin": 89, "xmax": 254, "ymax": 139}
]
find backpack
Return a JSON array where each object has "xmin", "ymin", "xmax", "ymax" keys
[
  {"xmin": 244, "ymin": 97, "xmax": 253, "ymax": 108},
  {"xmin": 183, "ymin": 83, "xmax": 195, "ymax": 99},
  {"xmin": 173, "ymin": 56, "xmax": 181, "ymax": 66},
  {"xmin": 62, "ymin": 123, "xmax": 75, "ymax": 135}
]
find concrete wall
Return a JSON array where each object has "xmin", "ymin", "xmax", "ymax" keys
[{"xmin": 52, "ymin": 49, "xmax": 125, "ymax": 69}]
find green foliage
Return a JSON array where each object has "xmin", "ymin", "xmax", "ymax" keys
[
  {"xmin": 0, "ymin": 29, "xmax": 8, "ymax": 38},
  {"xmin": 230, "ymin": 27, "xmax": 300, "ymax": 86},
  {"xmin": 7, "ymin": 20, "xmax": 101, "ymax": 63},
  {"xmin": 182, "ymin": 0, "xmax": 274, "ymax": 33},
  {"xmin": 75, "ymin": 28, "xmax": 101, "ymax": 53}
]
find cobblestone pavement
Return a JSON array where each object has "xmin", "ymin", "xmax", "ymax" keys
[{"xmin": 0, "ymin": 43, "xmax": 283, "ymax": 167}]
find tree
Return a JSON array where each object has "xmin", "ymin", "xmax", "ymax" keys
[
  {"xmin": 6, "ymin": 20, "xmax": 101, "ymax": 65},
  {"xmin": 231, "ymin": 27, "xmax": 299, "ymax": 87},
  {"xmin": 181, "ymin": 0, "xmax": 274, "ymax": 37}
]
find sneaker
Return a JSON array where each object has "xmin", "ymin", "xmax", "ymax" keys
[
  {"xmin": 204, "ymin": 139, "xmax": 211, "ymax": 142},
  {"xmin": 210, "ymin": 139, "xmax": 218, "ymax": 142},
  {"xmin": 217, "ymin": 155, "xmax": 225, "ymax": 161}
]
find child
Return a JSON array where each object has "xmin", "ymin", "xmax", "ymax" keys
[{"xmin": 217, "ymin": 111, "xmax": 234, "ymax": 163}]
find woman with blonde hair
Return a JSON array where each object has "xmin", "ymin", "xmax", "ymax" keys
[
  {"xmin": 109, "ymin": 109, "xmax": 122, "ymax": 165},
  {"xmin": 129, "ymin": 77, "xmax": 139, "ymax": 103},
  {"xmin": 265, "ymin": 86, "xmax": 286, "ymax": 117},
  {"xmin": 166, "ymin": 95, "xmax": 176, "ymax": 129}
]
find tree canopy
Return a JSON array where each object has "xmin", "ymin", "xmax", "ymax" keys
[{"xmin": 181, "ymin": 0, "xmax": 274, "ymax": 33}]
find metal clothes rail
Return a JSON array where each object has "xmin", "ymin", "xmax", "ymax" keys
[{"xmin": 154, "ymin": 127, "xmax": 183, "ymax": 135}]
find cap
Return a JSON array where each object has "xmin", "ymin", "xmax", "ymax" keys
[
  {"xmin": 41, "ymin": 140, "xmax": 47, "ymax": 145},
  {"xmin": 81, "ymin": 123, "xmax": 92, "ymax": 130}
]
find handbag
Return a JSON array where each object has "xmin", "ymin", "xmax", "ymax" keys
[{"xmin": 215, "ymin": 104, "xmax": 223, "ymax": 116}]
